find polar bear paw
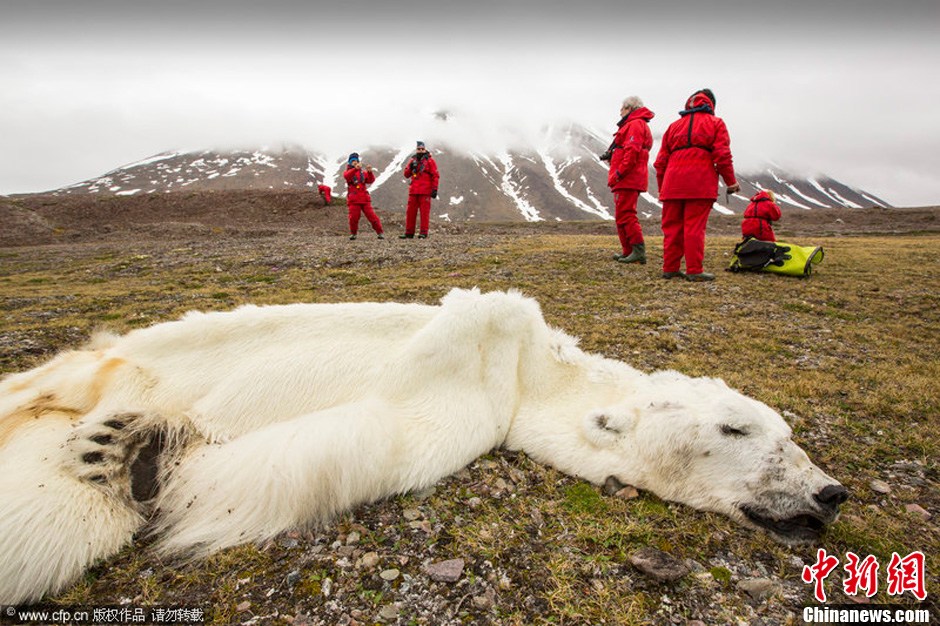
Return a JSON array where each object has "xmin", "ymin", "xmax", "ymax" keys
[{"xmin": 67, "ymin": 412, "xmax": 148, "ymax": 491}]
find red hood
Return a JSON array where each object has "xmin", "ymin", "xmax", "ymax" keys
[
  {"xmin": 684, "ymin": 92, "xmax": 715, "ymax": 112},
  {"xmin": 627, "ymin": 106, "xmax": 655, "ymax": 123}
]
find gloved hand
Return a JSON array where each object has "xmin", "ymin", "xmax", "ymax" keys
[{"xmin": 431, "ymin": 189, "xmax": 438, "ymax": 199}]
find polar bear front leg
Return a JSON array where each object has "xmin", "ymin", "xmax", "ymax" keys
[{"xmin": 0, "ymin": 414, "xmax": 147, "ymax": 605}]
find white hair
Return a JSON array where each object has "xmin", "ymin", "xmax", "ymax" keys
[{"xmin": 622, "ymin": 96, "xmax": 644, "ymax": 110}]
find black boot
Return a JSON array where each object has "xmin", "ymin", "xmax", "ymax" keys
[
  {"xmin": 399, "ymin": 233, "xmax": 414, "ymax": 239},
  {"xmin": 617, "ymin": 243, "xmax": 646, "ymax": 264}
]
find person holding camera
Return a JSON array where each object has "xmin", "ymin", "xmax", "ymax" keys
[
  {"xmin": 653, "ymin": 88, "xmax": 740, "ymax": 281},
  {"xmin": 400, "ymin": 141, "xmax": 440, "ymax": 239},
  {"xmin": 602, "ymin": 96, "xmax": 655, "ymax": 264},
  {"xmin": 343, "ymin": 152, "xmax": 384, "ymax": 240}
]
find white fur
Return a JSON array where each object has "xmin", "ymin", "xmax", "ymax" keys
[{"xmin": 0, "ymin": 288, "xmax": 844, "ymax": 604}]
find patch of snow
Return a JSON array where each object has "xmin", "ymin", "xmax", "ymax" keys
[
  {"xmin": 537, "ymin": 149, "xmax": 612, "ymax": 220},
  {"xmin": 641, "ymin": 192, "xmax": 662, "ymax": 208},
  {"xmin": 775, "ymin": 193, "xmax": 814, "ymax": 211},
  {"xmin": 371, "ymin": 146, "xmax": 413, "ymax": 190},
  {"xmin": 496, "ymin": 153, "xmax": 543, "ymax": 222},
  {"xmin": 712, "ymin": 204, "xmax": 734, "ymax": 215},
  {"xmin": 822, "ymin": 187, "xmax": 862, "ymax": 208},
  {"xmin": 438, "ymin": 213, "xmax": 452, "ymax": 222},
  {"xmin": 859, "ymin": 192, "xmax": 886, "ymax": 207},
  {"xmin": 449, "ymin": 196, "xmax": 464, "ymax": 205},
  {"xmin": 115, "ymin": 189, "xmax": 141, "ymax": 196},
  {"xmin": 809, "ymin": 179, "xmax": 842, "ymax": 205}
]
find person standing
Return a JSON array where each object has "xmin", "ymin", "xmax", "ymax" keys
[
  {"xmin": 606, "ymin": 96, "xmax": 655, "ymax": 264},
  {"xmin": 741, "ymin": 189, "xmax": 781, "ymax": 241},
  {"xmin": 400, "ymin": 141, "xmax": 439, "ymax": 239},
  {"xmin": 343, "ymin": 152, "xmax": 384, "ymax": 240},
  {"xmin": 654, "ymin": 88, "xmax": 740, "ymax": 281}
]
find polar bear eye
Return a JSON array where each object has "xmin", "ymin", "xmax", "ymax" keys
[{"xmin": 720, "ymin": 424, "xmax": 749, "ymax": 437}]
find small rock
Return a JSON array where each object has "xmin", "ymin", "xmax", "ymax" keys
[
  {"xmin": 236, "ymin": 601, "xmax": 251, "ymax": 613},
  {"xmin": 472, "ymin": 587, "xmax": 496, "ymax": 610},
  {"xmin": 688, "ymin": 621, "xmax": 707, "ymax": 626},
  {"xmin": 345, "ymin": 531, "xmax": 360, "ymax": 545},
  {"xmin": 736, "ymin": 577, "xmax": 781, "ymax": 603},
  {"xmin": 403, "ymin": 508, "xmax": 422, "ymax": 521},
  {"xmin": 359, "ymin": 551, "xmax": 380, "ymax": 569},
  {"xmin": 870, "ymin": 479, "xmax": 892, "ymax": 494},
  {"xmin": 425, "ymin": 558, "xmax": 465, "ymax": 582},
  {"xmin": 614, "ymin": 486, "xmax": 640, "ymax": 499},
  {"xmin": 412, "ymin": 486, "xmax": 436, "ymax": 500},
  {"xmin": 322, "ymin": 577, "xmax": 333, "ymax": 597},
  {"xmin": 378, "ymin": 604, "xmax": 400, "ymax": 622},
  {"xmin": 380, "ymin": 568, "xmax": 400, "ymax": 581},
  {"xmin": 409, "ymin": 520, "xmax": 433, "ymax": 533},
  {"xmin": 904, "ymin": 503, "xmax": 931, "ymax": 520},
  {"xmin": 285, "ymin": 570, "xmax": 301, "ymax": 587},
  {"xmin": 467, "ymin": 497, "xmax": 483, "ymax": 508},
  {"xmin": 602, "ymin": 475, "xmax": 626, "ymax": 496},
  {"xmin": 629, "ymin": 547, "xmax": 689, "ymax": 582}
]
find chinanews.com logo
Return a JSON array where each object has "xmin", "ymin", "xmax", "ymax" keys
[{"xmin": 800, "ymin": 549, "xmax": 934, "ymax": 624}]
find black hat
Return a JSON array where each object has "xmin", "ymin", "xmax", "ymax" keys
[{"xmin": 347, "ymin": 152, "xmax": 360, "ymax": 165}]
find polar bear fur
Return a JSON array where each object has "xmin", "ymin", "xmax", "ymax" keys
[{"xmin": 0, "ymin": 288, "xmax": 846, "ymax": 604}]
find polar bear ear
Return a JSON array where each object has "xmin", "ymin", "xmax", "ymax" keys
[{"xmin": 581, "ymin": 410, "xmax": 636, "ymax": 448}]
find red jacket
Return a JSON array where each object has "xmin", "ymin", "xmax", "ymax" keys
[
  {"xmin": 654, "ymin": 93, "xmax": 737, "ymax": 200},
  {"xmin": 343, "ymin": 166, "xmax": 375, "ymax": 204},
  {"xmin": 404, "ymin": 154, "xmax": 440, "ymax": 195},
  {"xmin": 741, "ymin": 191, "xmax": 782, "ymax": 241},
  {"xmin": 608, "ymin": 107, "xmax": 655, "ymax": 192}
]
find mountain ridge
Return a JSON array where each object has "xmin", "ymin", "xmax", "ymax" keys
[{"xmin": 42, "ymin": 127, "xmax": 891, "ymax": 221}]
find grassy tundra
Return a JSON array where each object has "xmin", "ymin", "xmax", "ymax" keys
[{"xmin": 0, "ymin": 227, "xmax": 937, "ymax": 625}]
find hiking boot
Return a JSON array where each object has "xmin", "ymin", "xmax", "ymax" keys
[
  {"xmin": 417, "ymin": 234, "xmax": 428, "ymax": 239},
  {"xmin": 617, "ymin": 243, "xmax": 646, "ymax": 264},
  {"xmin": 612, "ymin": 253, "xmax": 627, "ymax": 261},
  {"xmin": 661, "ymin": 271, "xmax": 685, "ymax": 280},
  {"xmin": 349, "ymin": 234, "xmax": 357, "ymax": 240},
  {"xmin": 377, "ymin": 234, "xmax": 385, "ymax": 239},
  {"xmin": 686, "ymin": 272, "xmax": 716, "ymax": 282},
  {"xmin": 399, "ymin": 233, "xmax": 414, "ymax": 239}
]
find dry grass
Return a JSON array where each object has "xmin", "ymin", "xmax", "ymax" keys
[{"xmin": 0, "ymin": 231, "xmax": 937, "ymax": 624}]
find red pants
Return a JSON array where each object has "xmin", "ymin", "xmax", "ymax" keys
[
  {"xmin": 661, "ymin": 199, "xmax": 713, "ymax": 275},
  {"xmin": 405, "ymin": 194, "xmax": 432, "ymax": 236},
  {"xmin": 614, "ymin": 190, "xmax": 644, "ymax": 255},
  {"xmin": 348, "ymin": 202, "xmax": 383, "ymax": 236},
  {"xmin": 318, "ymin": 185, "xmax": 332, "ymax": 204}
]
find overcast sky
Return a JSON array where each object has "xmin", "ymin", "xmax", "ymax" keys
[{"xmin": 2, "ymin": 0, "xmax": 938, "ymax": 206}]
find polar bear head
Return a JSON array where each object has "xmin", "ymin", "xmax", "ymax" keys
[{"xmin": 581, "ymin": 370, "xmax": 848, "ymax": 543}]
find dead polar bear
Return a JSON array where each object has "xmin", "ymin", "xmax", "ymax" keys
[{"xmin": 0, "ymin": 288, "xmax": 847, "ymax": 604}]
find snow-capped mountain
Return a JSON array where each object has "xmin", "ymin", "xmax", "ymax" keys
[{"xmin": 50, "ymin": 127, "xmax": 890, "ymax": 221}]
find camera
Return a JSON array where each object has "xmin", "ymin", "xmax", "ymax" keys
[{"xmin": 599, "ymin": 150, "xmax": 613, "ymax": 162}]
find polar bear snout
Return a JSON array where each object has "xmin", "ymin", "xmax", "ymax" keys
[{"xmin": 814, "ymin": 483, "xmax": 849, "ymax": 513}]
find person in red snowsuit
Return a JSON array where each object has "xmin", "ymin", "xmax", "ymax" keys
[
  {"xmin": 741, "ymin": 190, "xmax": 781, "ymax": 242},
  {"xmin": 400, "ymin": 141, "xmax": 440, "ymax": 239},
  {"xmin": 343, "ymin": 152, "xmax": 384, "ymax": 240},
  {"xmin": 317, "ymin": 184, "xmax": 332, "ymax": 205},
  {"xmin": 606, "ymin": 96, "xmax": 655, "ymax": 264},
  {"xmin": 654, "ymin": 89, "xmax": 740, "ymax": 281}
]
